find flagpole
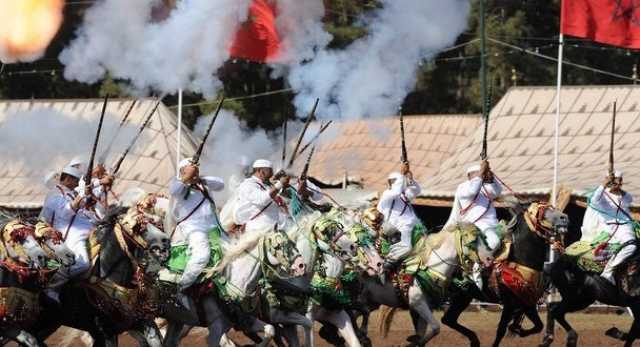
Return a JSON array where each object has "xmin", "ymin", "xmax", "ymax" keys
[
  {"xmin": 544, "ymin": 32, "xmax": 564, "ymax": 345},
  {"xmin": 176, "ymin": 88, "xmax": 183, "ymax": 176},
  {"xmin": 551, "ymin": 34, "xmax": 563, "ymax": 207}
]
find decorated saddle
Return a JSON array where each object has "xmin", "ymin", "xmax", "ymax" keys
[{"xmin": 565, "ymin": 231, "xmax": 622, "ymax": 273}]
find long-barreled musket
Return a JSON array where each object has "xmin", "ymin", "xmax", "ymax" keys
[
  {"xmin": 98, "ymin": 99, "xmax": 138, "ymax": 164},
  {"xmin": 609, "ymin": 101, "xmax": 617, "ymax": 176},
  {"xmin": 399, "ymin": 107, "xmax": 408, "ymax": 164},
  {"xmin": 192, "ymin": 96, "xmax": 225, "ymax": 166},
  {"xmin": 84, "ymin": 95, "xmax": 109, "ymax": 199},
  {"xmin": 111, "ymin": 98, "xmax": 162, "ymax": 175},
  {"xmin": 281, "ymin": 120, "xmax": 288, "ymax": 169},
  {"xmin": 296, "ymin": 120, "xmax": 332, "ymax": 158},
  {"xmin": 287, "ymin": 98, "xmax": 319, "ymax": 168}
]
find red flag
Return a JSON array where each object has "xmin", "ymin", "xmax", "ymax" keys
[
  {"xmin": 229, "ymin": 0, "xmax": 280, "ymax": 63},
  {"xmin": 561, "ymin": 0, "xmax": 640, "ymax": 48}
]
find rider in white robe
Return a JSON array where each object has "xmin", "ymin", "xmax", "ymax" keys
[
  {"xmin": 445, "ymin": 160, "xmax": 502, "ymax": 288},
  {"xmin": 169, "ymin": 158, "xmax": 225, "ymax": 291},
  {"xmin": 234, "ymin": 159, "xmax": 287, "ymax": 235},
  {"xmin": 40, "ymin": 165, "xmax": 100, "ymax": 300},
  {"xmin": 377, "ymin": 163, "xmax": 422, "ymax": 267},
  {"xmin": 589, "ymin": 171, "xmax": 636, "ymax": 284}
]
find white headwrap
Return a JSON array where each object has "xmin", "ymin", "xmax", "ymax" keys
[
  {"xmin": 61, "ymin": 165, "xmax": 82, "ymax": 179},
  {"xmin": 252, "ymin": 159, "xmax": 273, "ymax": 169},
  {"xmin": 466, "ymin": 165, "xmax": 481, "ymax": 174}
]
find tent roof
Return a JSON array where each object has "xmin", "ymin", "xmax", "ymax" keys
[{"xmin": 0, "ymin": 98, "xmax": 197, "ymax": 208}]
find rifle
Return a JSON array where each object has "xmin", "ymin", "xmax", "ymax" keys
[
  {"xmin": 192, "ymin": 97, "xmax": 225, "ymax": 166},
  {"xmin": 84, "ymin": 95, "xmax": 109, "ymax": 201},
  {"xmin": 609, "ymin": 101, "xmax": 617, "ymax": 176},
  {"xmin": 399, "ymin": 107, "xmax": 408, "ymax": 164},
  {"xmin": 287, "ymin": 98, "xmax": 319, "ymax": 168},
  {"xmin": 281, "ymin": 120, "xmax": 287, "ymax": 170},
  {"xmin": 296, "ymin": 120, "xmax": 332, "ymax": 158},
  {"xmin": 98, "ymin": 99, "xmax": 137, "ymax": 164},
  {"xmin": 300, "ymin": 145, "xmax": 316, "ymax": 184},
  {"xmin": 111, "ymin": 98, "xmax": 161, "ymax": 175}
]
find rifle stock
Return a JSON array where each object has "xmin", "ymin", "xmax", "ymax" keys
[{"xmin": 399, "ymin": 109, "xmax": 408, "ymax": 164}]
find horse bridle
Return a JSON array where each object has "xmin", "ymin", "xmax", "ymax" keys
[{"xmin": 524, "ymin": 202, "xmax": 563, "ymax": 245}]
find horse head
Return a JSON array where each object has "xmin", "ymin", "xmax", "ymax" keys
[
  {"xmin": 263, "ymin": 229, "xmax": 306, "ymax": 278},
  {"xmin": 521, "ymin": 201, "xmax": 569, "ymax": 246},
  {"xmin": 32, "ymin": 221, "xmax": 75, "ymax": 267},
  {"xmin": 311, "ymin": 216, "xmax": 357, "ymax": 262},
  {"xmin": 1, "ymin": 220, "xmax": 49, "ymax": 269},
  {"xmin": 346, "ymin": 223, "xmax": 384, "ymax": 278}
]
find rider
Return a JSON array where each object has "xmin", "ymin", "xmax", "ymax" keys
[
  {"xmin": 169, "ymin": 158, "xmax": 224, "ymax": 292},
  {"xmin": 234, "ymin": 159, "xmax": 287, "ymax": 234},
  {"xmin": 376, "ymin": 162, "xmax": 423, "ymax": 270},
  {"xmin": 40, "ymin": 164, "xmax": 100, "ymax": 299},
  {"xmin": 588, "ymin": 171, "xmax": 635, "ymax": 284},
  {"xmin": 445, "ymin": 160, "xmax": 502, "ymax": 288}
]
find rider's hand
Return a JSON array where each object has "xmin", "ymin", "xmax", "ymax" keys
[
  {"xmin": 603, "ymin": 173, "xmax": 614, "ymax": 187},
  {"xmin": 99, "ymin": 174, "xmax": 114, "ymax": 187},
  {"xmin": 71, "ymin": 195, "xmax": 83, "ymax": 210},
  {"xmin": 92, "ymin": 164, "xmax": 106, "ymax": 179},
  {"xmin": 279, "ymin": 175, "xmax": 290, "ymax": 188},
  {"xmin": 400, "ymin": 162, "xmax": 410, "ymax": 175}
]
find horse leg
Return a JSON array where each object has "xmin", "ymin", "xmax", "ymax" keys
[
  {"xmin": 516, "ymin": 306, "xmax": 544, "ymax": 337},
  {"xmin": 3, "ymin": 329, "xmax": 41, "ymax": 347},
  {"xmin": 408, "ymin": 284, "xmax": 439, "ymax": 346},
  {"xmin": 549, "ymin": 299, "xmax": 591, "ymax": 347},
  {"xmin": 245, "ymin": 318, "xmax": 276, "ymax": 347},
  {"xmin": 492, "ymin": 298, "xmax": 515, "ymax": 347},
  {"xmin": 163, "ymin": 321, "xmax": 185, "ymax": 347},
  {"xmin": 142, "ymin": 322, "xmax": 164, "ymax": 347},
  {"xmin": 441, "ymin": 292, "xmax": 480, "ymax": 347},
  {"xmin": 279, "ymin": 324, "xmax": 301, "ymax": 347},
  {"xmin": 623, "ymin": 306, "xmax": 640, "ymax": 347},
  {"xmin": 206, "ymin": 319, "xmax": 229, "ymax": 347},
  {"xmin": 315, "ymin": 309, "xmax": 361, "ymax": 347}
]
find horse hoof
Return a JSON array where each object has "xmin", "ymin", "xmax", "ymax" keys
[
  {"xmin": 605, "ymin": 327, "xmax": 626, "ymax": 341},
  {"xmin": 539, "ymin": 334, "xmax": 553, "ymax": 347},
  {"xmin": 566, "ymin": 330, "xmax": 577, "ymax": 347}
]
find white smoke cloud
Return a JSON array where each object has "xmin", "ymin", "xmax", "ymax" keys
[
  {"xmin": 285, "ymin": 0, "xmax": 470, "ymax": 119},
  {"xmin": 195, "ymin": 109, "xmax": 279, "ymax": 202},
  {"xmin": 60, "ymin": 0, "xmax": 253, "ymax": 97}
]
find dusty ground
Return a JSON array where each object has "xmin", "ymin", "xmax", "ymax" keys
[{"xmin": 17, "ymin": 309, "xmax": 636, "ymax": 346}]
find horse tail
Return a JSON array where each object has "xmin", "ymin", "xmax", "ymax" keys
[
  {"xmin": 212, "ymin": 226, "xmax": 270, "ymax": 273},
  {"xmin": 378, "ymin": 305, "xmax": 398, "ymax": 338}
]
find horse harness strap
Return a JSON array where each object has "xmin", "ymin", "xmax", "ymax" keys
[
  {"xmin": 459, "ymin": 184, "xmax": 492, "ymax": 224},
  {"xmin": 114, "ymin": 222, "xmax": 141, "ymax": 269},
  {"xmin": 169, "ymin": 195, "xmax": 207, "ymax": 240}
]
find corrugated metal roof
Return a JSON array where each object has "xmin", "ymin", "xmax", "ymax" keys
[
  {"xmin": 425, "ymin": 85, "xmax": 640, "ymax": 202},
  {"xmin": 0, "ymin": 98, "xmax": 197, "ymax": 208}
]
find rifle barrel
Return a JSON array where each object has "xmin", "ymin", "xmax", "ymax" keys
[
  {"xmin": 193, "ymin": 96, "xmax": 225, "ymax": 165},
  {"xmin": 112, "ymin": 98, "xmax": 162, "ymax": 175},
  {"xmin": 86, "ymin": 95, "xmax": 109, "ymax": 186},
  {"xmin": 288, "ymin": 98, "xmax": 319, "ymax": 168},
  {"xmin": 297, "ymin": 120, "xmax": 332, "ymax": 158},
  {"xmin": 609, "ymin": 101, "xmax": 617, "ymax": 174}
]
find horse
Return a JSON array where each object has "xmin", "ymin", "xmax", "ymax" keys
[
  {"xmin": 542, "ymin": 239, "xmax": 640, "ymax": 346},
  {"xmin": 32, "ymin": 206, "xmax": 171, "ymax": 347},
  {"xmin": 162, "ymin": 227, "xmax": 308, "ymax": 347},
  {"xmin": 440, "ymin": 202, "xmax": 568, "ymax": 347},
  {"xmin": 0, "ymin": 219, "xmax": 76, "ymax": 347}
]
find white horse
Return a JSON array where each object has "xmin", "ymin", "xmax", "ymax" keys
[
  {"xmin": 163, "ymin": 228, "xmax": 307, "ymax": 347},
  {"xmin": 361, "ymin": 224, "xmax": 462, "ymax": 347},
  {"xmin": 286, "ymin": 212, "xmax": 375, "ymax": 347}
]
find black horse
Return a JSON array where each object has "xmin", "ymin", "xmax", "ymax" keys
[
  {"xmin": 441, "ymin": 202, "xmax": 568, "ymax": 347},
  {"xmin": 32, "ymin": 207, "xmax": 170, "ymax": 347},
  {"xmin": 542, "ymin": 241, "xmax": 640, "ymax": 347}
]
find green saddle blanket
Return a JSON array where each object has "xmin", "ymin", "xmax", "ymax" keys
[
  {"xmin": 565, "ymin": 231, "xmax": 621, "ymax": 273},
  {"xmin": 167, "ymin": 227, "xmax": 224, "ymax": 277}
]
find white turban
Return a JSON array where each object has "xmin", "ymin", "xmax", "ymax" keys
[
  {"xmin": 607, "ymin": 170, "xmax": 623, "ymax": 178},
  {"xmin": 252, "ymin": 159, "xmax": 273, "ymax": 169},
  {"xmin": 178, "ymin": 158, "xmax": 194, "ymax": 170},
  {"xmin": 387, "ymin": 172, "xmax": 403, "ymax": 181},
  {"xmin": 466, "ymin": 164, "xmax": 481, "ymax": 174},
  {"xmin": 61, "ymin": 165, "xmax": 82, "ymax": 179}
]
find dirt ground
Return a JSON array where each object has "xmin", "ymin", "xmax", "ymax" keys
[{"xmin": 24, "ymin": 309, "xmax": 637, "ymax": 346}]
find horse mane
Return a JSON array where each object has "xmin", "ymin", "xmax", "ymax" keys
[
  {"xmin": 98, "ymin": 206, "xmax": 129, "ymax": 228},
  {"xmin": 213, "ymin": 226, "xmax": 271, "ymax": 272}
]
